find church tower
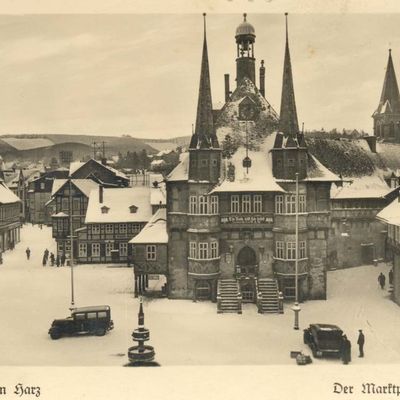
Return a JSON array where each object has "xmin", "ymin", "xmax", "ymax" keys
[
  {"xmin": 235, "ymin": 13, "xmax": 256, "ymax": 86},
  {"xmin": 272, "ymin": 13, "xmax": 307, "ymax": 180},
  {"xmin": 373, "ymin": 49, "xmax": 400, "ymax": 142}
]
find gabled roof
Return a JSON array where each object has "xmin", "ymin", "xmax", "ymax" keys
[
  {"xmin": 51, "ymin": 179, "xmax": 99, "ymax": 198},
  {"xmin": 377, "ymin": 197, "xmax": 400, "ymax": 224},
  {"xmin": 129, "ymin": 208, "xmax": 168, "ymax": 244},
  {"xmin": 85, "ymin": 187, "xmax": 153, "ymax": 224},
  {"xmin": 69, "ymin": 158, "xmax": 128, "ymax": 181},
  {"xmin": 0, "ymin": 182, "xmax": 21, "ymax": 204}
]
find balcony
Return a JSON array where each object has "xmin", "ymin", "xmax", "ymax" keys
[
  {"xmin": 220, "ymin": 213, "xmax": 274, "ymax": 228},
  {"xmin": 187, "ymin": 214, "xmax": 220, "ymax": 232},
  {"xmin": 330, "ymin": 208, "xmax": 381, "ymax": 220},
  {"xmin": 188, "ymin": 258, "xmax": 220, "ymax": 277}
]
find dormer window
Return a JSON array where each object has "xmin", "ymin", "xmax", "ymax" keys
[
  {"xmin": 101, "ymin": 206, "xmax": 110, "ymax": 214},
  {"xmin": 129, "ymin": 205, "xmax": 138, "ymax": 213}
]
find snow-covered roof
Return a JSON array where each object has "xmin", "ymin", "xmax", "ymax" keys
[
  {"xmin": 150, "ymin": 186, "xmax": 166, "ymax": 206},
  {"xmin": 52, "ymin": 211, "xmax": 68, "ymax": 218},
  {"xmin": 156, "ymin": 149, "xmax": 174, "ymax": 156},
  {"xmin": 85, "ymin": 187, "xmax": 153, "ymax": 224},
  {"xmin": 331, "ymin": 175, "xmax": 392, "ymax": 199},
  {"xmin": 51, "ymin": 179, "xmax": 99, "ymax": 198},
  {"xmin": 70, "ymin": 159, "xmax": 128, "ymax": 180},
  {"xmin": 167, "ymin": 152, "xmax": 189, "ymax": 182},
  {"xmin": 211, "ymin": 145, "xmax": 285, "ymax": 193},
  {"xmin": 376, "ymin": 198, "xmax": 400, "ymax": 224},
  {"xmin": 0, "ymin": 182, "xmax": 21, "ymax": 204},
  {"xmin": 129, "ymin": 208, "xmax": 168, "ymax": 244},
  {"xmin": 151, "ymin": 159, "xmax": 166, "ymax": 166}
]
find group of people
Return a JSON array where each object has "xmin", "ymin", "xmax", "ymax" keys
[
  {"xmin": 341, "ymin": 329, "xmax": 365, "ymax": 365},
  {"xmin": 42, "ymin": 248, "xmax": 66, "ymax": 267},
  {"xmin": 25, "ymin": 247, "xmax": 66, "ymax": 267},
  {"xmin": 378, "ymin": 269, "xmax": 394, "ymax": 290}
]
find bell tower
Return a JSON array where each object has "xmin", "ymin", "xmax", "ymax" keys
[{"xmin": 235, "ymin": 13, "xmax": 256, "ymax": 86}]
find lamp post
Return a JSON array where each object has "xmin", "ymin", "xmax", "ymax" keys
[
  {"xmin": 291, "ymin": 172, "xmax": 301, "ymax": 330},
  {"xmin": 68, "ymin": 177, "xmax": 75, "ymax": 309}
]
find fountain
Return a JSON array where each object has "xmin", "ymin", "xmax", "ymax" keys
[{"xmin": 127, "ymin": 297, "xmax": 158, "ymax": 366}]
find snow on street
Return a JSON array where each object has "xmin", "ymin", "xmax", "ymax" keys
[{"xmin": 0, "ymin": 224, "xmax": 398, "ymax": 366}]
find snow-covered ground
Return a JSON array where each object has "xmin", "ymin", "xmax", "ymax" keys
[{"xmin": 0, "ymin": 224, "xmax": 398, "ymax": 366}]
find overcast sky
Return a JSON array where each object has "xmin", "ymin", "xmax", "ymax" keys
[{"xmin": 0, "ymin": 14, "xmax": 398, "ymax": 138}]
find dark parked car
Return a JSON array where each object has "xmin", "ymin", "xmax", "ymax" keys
[
  {"xmin": 49, "ymin": 305, "xmax": 114, "ymax": 340},
  {"xmin": 303, "ymin": 323, "xmax": 343, "ymax": 358}
]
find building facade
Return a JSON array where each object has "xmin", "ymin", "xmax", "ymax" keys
[
  {"xmin": 75, "ymin": 186, "xmax": 165, "ymax": 264},
  {"xmin": 50, "ymin": 179, "xmax": 99, "ymax": 258},
  {"xmin": 159, "ymin": 14, "xmax": 339, "ymax": 309},
  {"xmin": 0, "ymin": 182, "xmax": 22, "ymax": 252}
]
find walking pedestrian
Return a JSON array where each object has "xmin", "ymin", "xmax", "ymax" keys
[
  {"xmin": 56, "ymin": 255, "xmax": 60, "ymax": 268},
  {"xmin": 341, "ymin": 335, "xmax": 351, "ymax": 365},
  {"xmin": 378, "ymin": 272, "xmax": 386, "ymax": 289},
  {"xmin": 50, "ymin": 253, "xmax": 55, "ymax": 266},
  {"xmin": 389, "ymin": 268, "xmax": 394, "ymax": 286},
  {"xmin": 61, "ymin": 253, "xmax": 66, "ymax": 267},
  {"xmin": 44, "ymin": 248, "xmax": 49, "ymax": 259},
  {"xmin": 357, "ymin": 329, "xmax": 365, "ymax": 358},
  {"xmin": 42, "ymin": 254, "xmax": 47, "ymax": 266},
  {"xmin": 26, "ymin": 247, "xmax": 31, "ymax": 260}
]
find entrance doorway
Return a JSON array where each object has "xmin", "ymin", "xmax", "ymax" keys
[
  {"xmin": 236, "ymin": 246, "xmax": 257, "ymax": 275},
  {"xmin": 361, "ymin": 243, "xmax": 374, "ymax": 265},
  {"xmin": 240, "ymin": 279, "xmax": 256, "ymax": 303},
  {"xmin": 195, "ymin": 280, "xmax": 212, "ymax": 301}
]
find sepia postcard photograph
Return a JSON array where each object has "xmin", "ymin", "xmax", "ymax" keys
[{"xmin": 1, "ymin": 1, "xmax": 400, "ymax": 399}]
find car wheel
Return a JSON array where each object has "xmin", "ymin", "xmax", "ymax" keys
[
  {"xmin": 95, "ymin": 328, "xmax": 106, "ymax": 336},
  {"xmin": 50, "ymin": 330, "xmax": 61, "ymax": 340}
]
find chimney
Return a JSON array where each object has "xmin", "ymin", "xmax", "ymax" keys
[
  {"xmin": 259, "ymin": 60, "xmax": 265, "ymax": 97},
  {"xmin": 99, "ymin": 185, "xmax": 104, "ymax": 203},
  {"xmin": 224, "ymin": 74, "xmax": 230, "ymax": 102}
]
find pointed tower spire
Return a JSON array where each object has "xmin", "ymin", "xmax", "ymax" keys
[
  {"xmin": 278, "ymin": 13, "xmax": 299, "ymax": 140},
  {"xmin": 190, "ymin": 13, "xmax": 219, "ymax": 149},
  {"xmin": 377, "ymin": 49, "xmax": 400, "ymax": 114}
]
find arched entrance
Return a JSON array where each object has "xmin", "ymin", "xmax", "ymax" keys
[
  {"xmin": 195, "ymin": 280, "xmax": 212, "ymax": 301},
  {"xmin": 236, "ymin": 246, "xmax": 258, "ymax": 303},
  {"xmin": 236, "ymin": 246, "xmax": 257, "ymax": 275}
]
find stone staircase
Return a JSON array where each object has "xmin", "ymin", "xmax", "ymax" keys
[
  {"xmin": 217, "ymin": 279, "xmax": 242, "ymax": 314},
  {"xmin": 257, "ymin": 278, "xmax": 283, "ymax": 314}
]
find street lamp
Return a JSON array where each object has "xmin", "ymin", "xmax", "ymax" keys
[
  {"xmin": 68, "ymin": 177, "xmax": 75, "ymax": 310},
  {"xmin": 291, "ymin": 172, "xmax": 301, "ymax": 330}
]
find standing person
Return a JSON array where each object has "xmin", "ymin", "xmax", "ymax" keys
[
  {"xmin": 56, "ymin": 255, "xmax": 60, "ymax": 268},
  {"xmin": 42, "ymin": 253, "xmax": 47, "ymax": 266},
  {"xmin": 50, "ymin": 253, "xmax": 55, "ymax": 266},
  {"xmin": 61, "ymin": 253, "xmax": 66, "ymax": 267},
  {"xmin": 341, "ymin": 335, "xmax": 351, "ymax": 365},
  {"xmin": 389, "ymin": 268, "xmax": 394, "ymax": 286},
  {"xmin": 44, "ymin": 248, "xmax": 49, "ymax": 259},
  {"xmin": 26, "ymin": 247, "xmax": 31, "ymax": 260},
  {"xmin": 357, "ymin": 329, "xmax": 365, "ymax": 358},
  {"xmin": 378, "ymin": 272, "xmax": 386, "ymax": 289}
]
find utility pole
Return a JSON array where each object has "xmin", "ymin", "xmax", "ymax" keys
[{"xmin": 69, "ymin": 177, "xmax": 75, "ymax": 309}]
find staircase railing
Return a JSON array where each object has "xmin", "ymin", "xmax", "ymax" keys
[
  {"xmin": 237, "ymin": 280, "xmax": 243, "ymax": 314},
  {"xmin": 216, "ymin": 280, "xmax": 222, "ymax": 313}
]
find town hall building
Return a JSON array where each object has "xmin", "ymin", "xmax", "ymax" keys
[{"xmin": 131, "ymin": 14, "xmax": 340, "ymax": 312}]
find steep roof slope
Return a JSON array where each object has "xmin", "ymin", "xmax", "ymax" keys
[{"xmin": 215, "ymin": 77, "xmax": 279, "ymax": 146}]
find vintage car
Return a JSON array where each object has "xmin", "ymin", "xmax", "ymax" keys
[
  {"xmin": 48, "ymin": 305, "xmax": 114, "ymax": 340},
  {"xmin": 303, "ymin": 323, "xmax": 343, "ymax": 358}
]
